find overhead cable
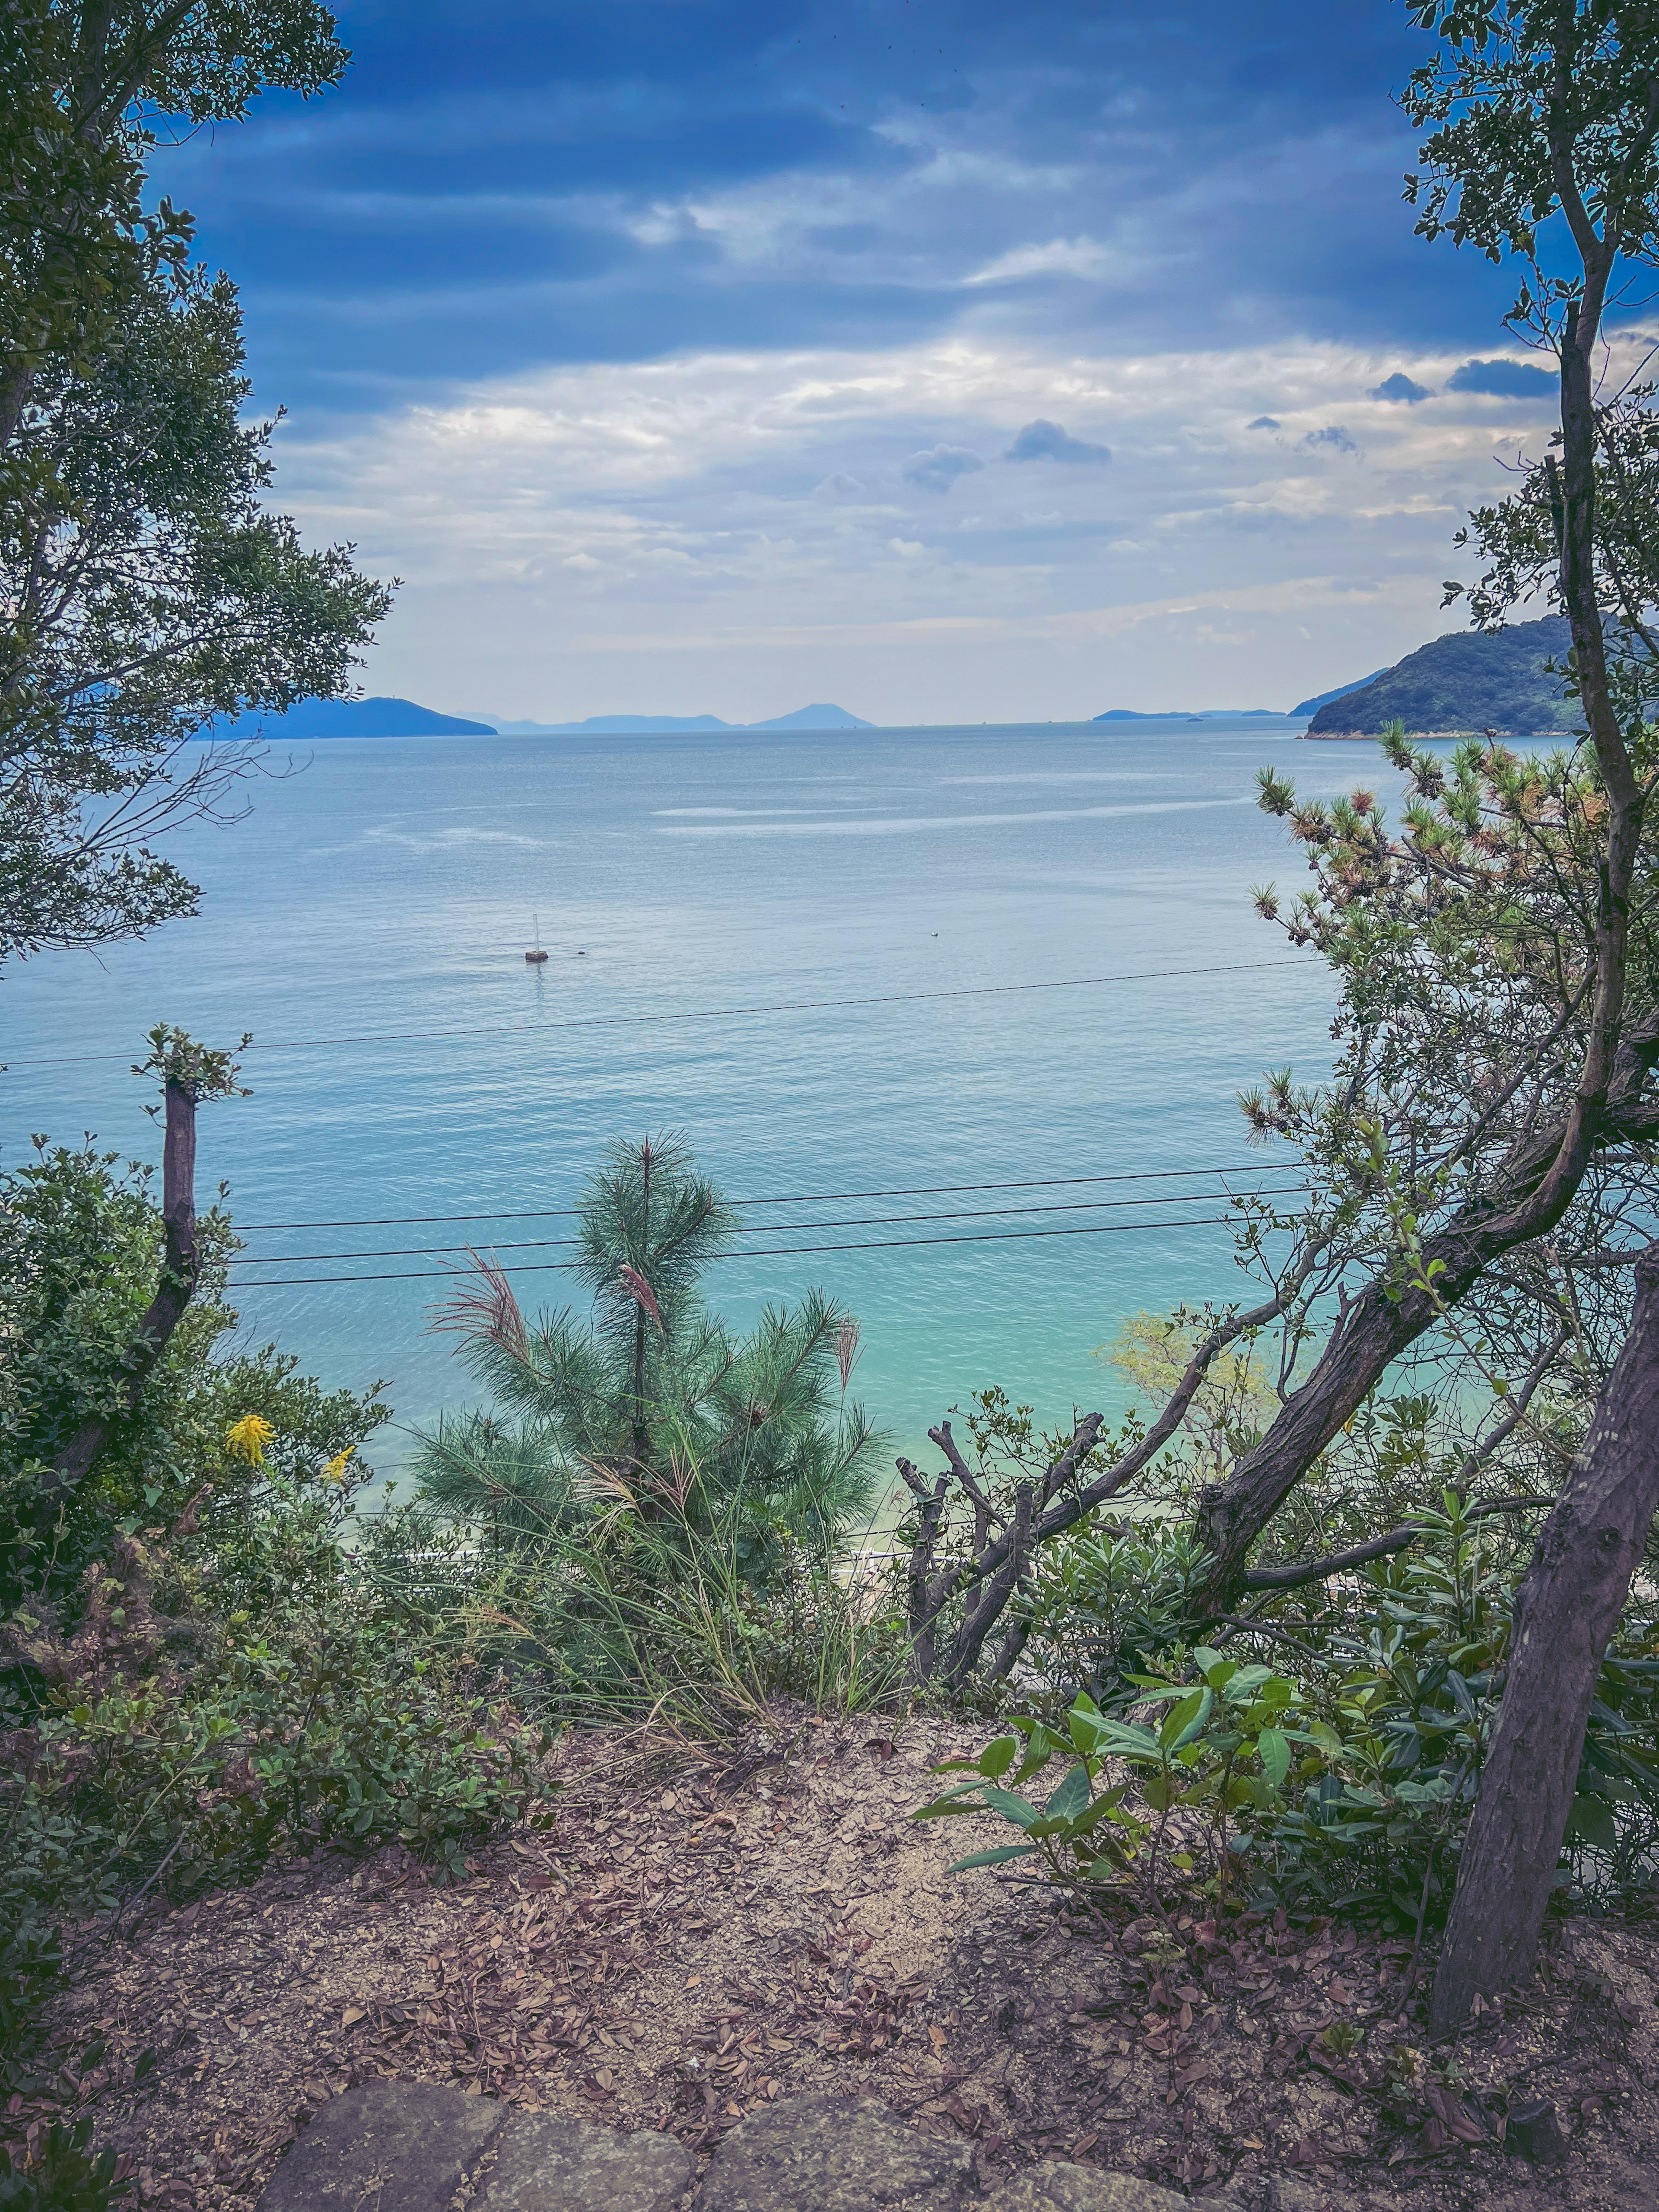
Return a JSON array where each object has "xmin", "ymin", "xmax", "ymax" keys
[
  {"xmin": 224, "ymin": 1210, "xmax": 1238, "ymax": 1289},
  {"xmin": 224, "ymin": 1182, "xmax": 1311, "ymax": 1268},
  {"xmin": 232, "ymin": 1160, "xmax": 1305, "ymax": 1233}
]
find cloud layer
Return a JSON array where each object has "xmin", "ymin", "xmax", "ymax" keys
[
  {"xmin": 273, "ymin": 326, "xmax": 1587, "ymax": 723},
  {"xmin": 144, "ymin": 2, "xmax": 1615, "ymax": 720}
]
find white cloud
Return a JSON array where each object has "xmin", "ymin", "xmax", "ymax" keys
[
  {"xmin": 271, "ymin": 331, "xmax": 1612, "ymax": 725},
  {"xmin": 963, "ymin": 236, "xmax": 1122, "ymax": 286}
]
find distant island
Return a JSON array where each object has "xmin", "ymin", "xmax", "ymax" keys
[
  {"xmin": 200, "ymin": 696, "xmax": 496, "ymax": 739},
  {"xmin": 1304, "ymin": 615, "xmax": 1577, "ymax": 739},
  {"xmin": 1094, "ymin": 706, "xmax": 1283, "ymax": 721},
  {"xmin": 203, "ymin": 698, "xmax": 875, "ymax": 738},
  {"xmin": 482, "ymin": 702, "xmax": 873, "ymax": 734}
]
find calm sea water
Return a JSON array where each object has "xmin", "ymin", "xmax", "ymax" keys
[{"xmin": 1, "ymin": 717, "xmax": 1382, "ymax": 1491}]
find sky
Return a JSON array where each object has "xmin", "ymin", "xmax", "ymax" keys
[{"xmin": 162, "ymin": 0, "xmax": 1589, "ymax": 723}]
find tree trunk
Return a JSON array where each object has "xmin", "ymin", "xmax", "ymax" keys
[
  {"xmin": 1428, "ymin": 1240, "xmax": 1659, "ymax": 2038},
  {"xmin": 1191, "ymin": 1032, "xmax": 1659, "ymax": 1605},
  {"xmin": 42, "ymin": 1073, "xmax": 202, "ymax": 1498}
]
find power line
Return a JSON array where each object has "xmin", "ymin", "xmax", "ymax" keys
[
  {"xmin": 223, "ymin": 1211, "xmax": 1238, "ymax": 1290},
  {"xmin": 224, "ymin": 1182, "xmax": 1311, "ymax": 1267},
  {"xmin": 0, "ymin": 956, "xmax": 1319, "ymax": 1071},
  {"xmin": 232, "ymin": 1160, "xmax": 1301, "ymax": 1234}
]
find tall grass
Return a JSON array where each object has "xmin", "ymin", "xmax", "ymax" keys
[{"xmin": 362, "ymin": 1445, "xmax": 915, "ymax": 1744}]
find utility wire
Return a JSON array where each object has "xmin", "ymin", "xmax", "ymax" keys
[
  {"xmin": 224, "ymin": 1211, "xmax": 1238, "ymax": 1290},
  {"xmin": 232, "ymin": 1160, "xmax": 1303, "ymax": 1233},
  {"xmin": 1, "ymin": 956, "xmax": 1319, "ymax": 1071},
  {"xmin": 224, "ymin": 1181, "xmax": 1311, "ymax": 1268}
]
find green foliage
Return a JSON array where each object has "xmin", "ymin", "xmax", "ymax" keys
[
  {"xmin": 0, "ymin": 2117, "xmax": 122, "ymax": 2212},
  {"xmin": 0, "ymin": 1123, "xmax": 532, "ymax": 2089},
  {"xmin": 370, "ymin": 1451, "xmax": 913, "ymax": 1742},
  {"xmin": 0, "ymin": 1134, "xmax": 388, "ymax": 1618},
  {"xmin": 1, "ymin": 0, "xmax": 346, "ymax": 421},
  {"xmin": 1013, "ymin": 1519, "xmax": 1214, "ymax": 1697},
  {"xmin": 1, "ymin": 255, "xmax": 393, "ymax": 957},
  {"xmin": 415, "ymin": 1133, "xmax": 884, "ymax": 1573},
  {"xmin": 916, "ymin": 1647, "xmax": 1308, "ymax": 1911},
  {"xmin": 917, "ymin": 1496, "xmax": 1659, "ymax": 1926}
]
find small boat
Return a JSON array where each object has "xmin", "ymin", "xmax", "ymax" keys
[{"xmin": 526, "ymin": 910, "xmax": 549, "ymax": 964}]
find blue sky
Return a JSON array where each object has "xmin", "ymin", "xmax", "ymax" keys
[{"xmin": 165, "ymin": 0, "xmax": 1583, "ymax": 721}]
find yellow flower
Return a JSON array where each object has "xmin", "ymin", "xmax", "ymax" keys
[
  {"xmin": 225, "ymin": 1414, "xmax": 274, "ymax": 1467},
  {"xmin": 322, "ymin": 1446, "xmax": 355, "ymax": 1485}
]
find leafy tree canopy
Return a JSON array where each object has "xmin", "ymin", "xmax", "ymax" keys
[{"xmin": 0, "ymin": 2, "xmax": 391, "ymax": 960}]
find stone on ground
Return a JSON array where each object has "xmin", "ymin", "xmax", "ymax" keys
[
  {"xmin": 982, "ymin": 2162, "xmax": 1244, "ymax": 2212},
  {"xmin": 255, "ymin": 2080, "xmax": 505, "ymax": 2212},
  {"xmin": 477, "ymin": 2109, "xmax": 696, "ymax": 2211},
  {"xmin": 695, "ymin": 2092, "xmax": 976, "ymax": 2212}
]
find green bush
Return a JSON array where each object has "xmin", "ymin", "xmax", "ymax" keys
[
  {"xmin": 0, "ymin": 1136, "xmax": 389, "ymax": 1628},
  {"xmin": 917, "ymin": 1492, "xmax": 1659, "ymax": 1926},
  {"xmin": 369, "ymin": 1459, "xmax": 913, "ymax": 1739},
  {"xmin": 411, "ymin": 1133, "xmax": 886, "ymax": 1576},
  {"xmin": 0, "ymin": 2120, "xmax": 123, "ymax": 2212}
]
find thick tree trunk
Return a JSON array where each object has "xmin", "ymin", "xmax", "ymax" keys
[
  {"xmin": 42, "ymin": 1074, "xmax": 202, "ymax": 1498},
  {"xmin": 1192, "ymin": 1038, "xmax": 1659, "ymax": 1605},
  {"xmin": 1428, "ymin": 1241, "xmax": 1659, "ymax": 2038}
]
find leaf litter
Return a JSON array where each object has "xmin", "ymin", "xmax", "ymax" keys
[{"xmin": 15, "ymin": 1710, "xmax": 1659, "ymax": 2212}]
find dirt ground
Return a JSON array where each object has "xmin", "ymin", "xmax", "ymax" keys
[{"xmin": 14, "ymin": 1713, "xmax": 1659, "ymax": 2212}]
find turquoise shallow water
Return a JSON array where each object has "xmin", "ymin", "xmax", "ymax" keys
[{"xmin": 0, "ymin": 717, "xmax": 1380, "ymax": 1489}]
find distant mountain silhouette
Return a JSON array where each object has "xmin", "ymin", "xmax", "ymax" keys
[
  {"xmin": 475, "ymin": 702, "xmax": 873, "ymax": 733},
  {"xmin": 1093, "ymin": 707, "xmax": 1282, "ymax": 721},
  {"xmin": 748, "ymin": 703, "xmax": 873, "ymax": 729},
  {"xmin": 1291, "ymin": 671, "xmax": 1388, "ymax": 715},
  {"xmin": 203, "ymin": 696, "xmax": 494, "ymax": 738},
  {"xmin": 1304, "ymin": 617, "xmax": 1577, "ymax": 737}
]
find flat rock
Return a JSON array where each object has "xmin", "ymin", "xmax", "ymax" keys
[
  {"xmin": 256, "ymin": 2081, "xmax": 506, "ymax": 2212},
  {"xmin": 697, "ymin": 2092, "xmax": 976, "ymax": 2212},
  {"xmin": 983, "ymin": 2164, "xmax": 1245, "ymax": 2212},
  {"xmin": 478, "ymin": 2110, "xmax": 695, "ymax": 2212}
]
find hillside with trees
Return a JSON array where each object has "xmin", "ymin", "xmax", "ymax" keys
[{"xmin": 1304, "ymin": 614, "xmax": 1577, "ymax": 736}]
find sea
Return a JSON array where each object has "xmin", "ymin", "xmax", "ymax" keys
[{"xmin": 0, "ymin": 715, "xmax": 1386, "ymax": 1498}]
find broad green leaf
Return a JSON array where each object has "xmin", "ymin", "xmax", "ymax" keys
[
  {"xmin": 1166, "ymin": 1686, "xmax": 1214, "ymax": 1751},
  {"xmin": 979, "ymin": 1735, "xmax": 1019, "ymax": 1779},
  {"xmin": 1046, "ymin": 1761, "xmax": 1094, "ymax": 1823},
  {"xmin": 981, "ymin": 1786, "xmax": 1044, "ymax": 1829},
  {"xmin": 911, "ymin": 1797, "xmax": 984, "ymax": 1821},
  {"xmin": 1566, "ymin": 1792, "xmax": 1618, "ymax": 1851},
  {"xmin": 1258, "ymin": 1726, "xmax": 1291, "ymax": 1788},
  {"xmin": 948, "ymin": 1843, "xmax": 1038, "ymax": 1872}
]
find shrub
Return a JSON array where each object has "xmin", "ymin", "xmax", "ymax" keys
[
  {"xmin": 0, "ymin": 2119, "xmax": 123, "ymax": 2212},
  {"xmin": 917, "ymin": 1492, "xmax": 1659, "ymax": 1926},
  {"xmin": 412, "ymin": 1133, "xmax": 885, "ymax": 1575}
]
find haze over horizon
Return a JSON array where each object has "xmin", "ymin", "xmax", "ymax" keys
[{"xmin": 175, "ymin": 1, "xmax": 1585, "ymax": 725}]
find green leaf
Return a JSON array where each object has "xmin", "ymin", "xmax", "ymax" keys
[
  {"xmin": 1045, "ymin": 1761, "xmax": 1093, "ymax": 1823},
  {"xmin": 980, "ymin": 1786, "xmax": 1044, "ymax": 1830},
  {"xmin": 1566, "ymin": 1793, "xmax": 1618, "ymax": 1852},
  {"xmin": 1258, "ymin": 1726, "xmax": 1291, "ymax": 1788},
  {"xmin": 948, "ymin": 1843, "xmax": 1038, "ymax": 1872},
  {"xmin": 912, "ymin": 1796, "xmax": 985, "ymax": 1821},
  {"xmin": 1165, "ymin": 1686, "xmax": 1213, "ymax": 1751},
  {"xmin": 979, "ymin": 1735, "xmax": 1019, "ymax": 1779}
]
